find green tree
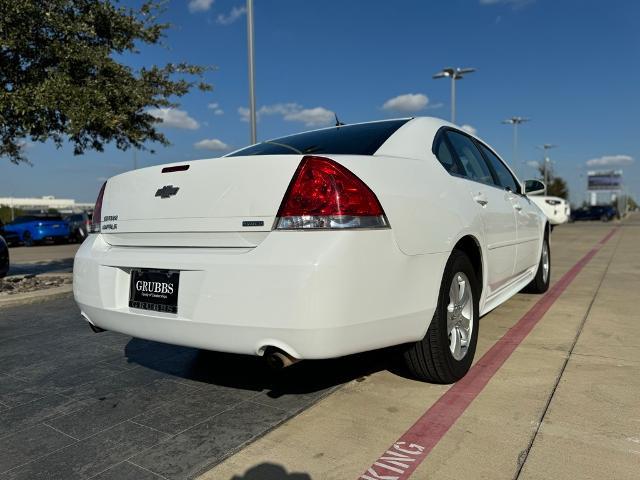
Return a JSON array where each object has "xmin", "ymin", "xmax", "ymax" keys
[
  {"xmin": 537, "ymin": 164, "xmax": 569, "ymax": 199},
  {"xmin": 0, "ymin": 0, "xmax": 211, "ymax": 164},
  {"xmin": 0, "ymin": 206, "xmax": 25, "ymax": 223}
]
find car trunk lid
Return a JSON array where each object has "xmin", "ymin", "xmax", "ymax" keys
[{"xmin": 99, "ymin": 155, "xmax": 302, "ymax": 247}]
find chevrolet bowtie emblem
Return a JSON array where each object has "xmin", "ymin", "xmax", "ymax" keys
[{"xmin": 155, "ymin": 185, "xmax": 180, "ymax": 199}]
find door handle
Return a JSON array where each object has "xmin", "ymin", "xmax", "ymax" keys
[{"xmin": 473, "ymin": 193, "xmax": 488, "ymax": 206}]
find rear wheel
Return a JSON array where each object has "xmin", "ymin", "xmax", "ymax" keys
[
  {"xmin": 22, "ymin": 231, "xmax": 34, "ymax": 247},
  {"xmin": 402, "ymin": 250, "xmax": 479, "ymax": 383},
  {"xmin": 523, "ymin": 235, "xmax": 551, "ymax": 293}
]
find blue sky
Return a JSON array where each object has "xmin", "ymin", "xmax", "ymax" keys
[{"xmin": 1, "ymin": 0, "xmax": 638, "ymax": 205}]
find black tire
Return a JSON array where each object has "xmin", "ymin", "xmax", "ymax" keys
[
  {"xmin": 522, "ymin": 234, "xmax": 551, "ymax": 294},
  {"xmin": 23, "ymin": 231, "xmax": 34, "ymax": 247},
  {"xmin": 402, "ymin": 250, "xmax": 480, "ymax": 384}
]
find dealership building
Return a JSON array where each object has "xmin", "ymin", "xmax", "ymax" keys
[{"xmin": 0, "ymin": 196, "xmax": 93, "ymax": 213}]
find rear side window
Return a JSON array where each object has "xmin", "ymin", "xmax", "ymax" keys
[
  {"xmin": 434, "ymin": 135, "xmax": 464, "ymax": 175},
  {"xmin": 477, "ymin": 143, "xmax": 520, "ymax": 193},
  {"xmin": 227, "ymin": 119, "xmax": 410, "ymax": 157},
  {"xmin": 445, "ymin": 131, "xmax": 494, "ymax": 186}
]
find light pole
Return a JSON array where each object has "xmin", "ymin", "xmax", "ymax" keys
[
  {"xmin": 501, "ymin": 117, "xmax": 530, "ymax": 164},
  {"xmin": 537, "ymin": 144, "xmax": 557, "ymax": 193},
  {"xmin": 246, "ymin": 0, "xmax": 257, "ymax": 144},
  {"xmin": 433, "ymin": 67, "xmax": 476, "ymax": 124}
]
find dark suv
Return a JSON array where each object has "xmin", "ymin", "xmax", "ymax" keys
[
  {"xmin": 65, "ymin": 212, "xmax": 91, "ymax": 243},
  {"xmin": 570, "ymin": 205, "xmax": 618, "ymax": 222}
]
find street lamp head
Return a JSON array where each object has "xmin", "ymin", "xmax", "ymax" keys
[
  {"xmin": 537, "ymin": 144, "xmax": 557, "ymax": 150},
  {"xmin": 433, "ymin": 67, "xmax": 475, "ymax": 80},
  {"xmin": 502, "ymin": 116, "xmax": 530, "ymax": 125}
]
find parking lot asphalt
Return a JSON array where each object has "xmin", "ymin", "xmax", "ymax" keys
[
  {"xmin": 0, "ymin": 216, "xmax": 637, "ymax": 480},
  {"xmin": 7, "ymin": 243, "xmax": 79, "ymax": 276},
  {"xmin": 0, "ymin": 296, "xmax": 360, "ymax": 479}
]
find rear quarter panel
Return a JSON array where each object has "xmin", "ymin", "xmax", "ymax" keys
[{"xmin": 332, "ymin": 153, "xmax": 483, "ymax": 257}]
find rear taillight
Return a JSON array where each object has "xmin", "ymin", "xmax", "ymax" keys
[
  {"xmin": 275, "ymin": 156, "xmax": 388, "ymax": 229},
  {"xmin": 90, "ymin": 182, "xmax": 107, "ymax": 233}
]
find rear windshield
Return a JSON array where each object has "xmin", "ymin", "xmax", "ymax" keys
[{"xmin": 227, "ymin": 119, "xmax": 410, "ymax": 157}]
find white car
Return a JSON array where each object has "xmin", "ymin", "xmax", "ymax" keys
[
  {"xmin": 74, "ymin": 117, "xmax": 550, "ymax": 383},
  {"xmin": 528, "ymin": 194, "xmax": 570, "ymax": 226}
]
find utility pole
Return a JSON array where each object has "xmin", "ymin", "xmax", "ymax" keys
[
  {"xmin": 433, "ymin": 67, "xmax": 476, "ymax": 124},
  {"xmin": 501, "ymin": 117, "xmax": 530, "ymax": 164},
  {"xmin": 537, "ymin": 144, "xmax": 557, "ymax": 194},
  {"xmin": 247, "ymin": 0, "xmax": 257, "ymax": 144}
]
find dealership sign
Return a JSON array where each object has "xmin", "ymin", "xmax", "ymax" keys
[{"xmin": 587, "ymin": 170, "xmax": 622, "ymax": 191}]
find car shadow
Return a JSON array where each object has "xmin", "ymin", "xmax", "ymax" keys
[
  {"xmin": 9, "ymin": 258, "xmax": 74, "ymax": 275},
  {"xmin": 228, "ymin": 462, "xmax": 312, "ymax": 480},
  {"xmin": 123, "ymin": 337, "xmax": 408, "ymax": 396}
]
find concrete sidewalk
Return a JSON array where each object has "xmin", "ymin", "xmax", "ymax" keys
[
  {"xmin": 199, "ymin": 217, "xmax": 638, "ymax": 479},
  {"xmin": 519, "ymin": 215, "xmax": 640, "ymax": 480}
]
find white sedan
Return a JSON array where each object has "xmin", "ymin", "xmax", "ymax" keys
[
  {"xmin": 528, "ymin": 194, "xmax": 571, "ymax": 226},
  {"xmin": 73, "ymin": 117, "xmax": 550, "ymax": 383}
]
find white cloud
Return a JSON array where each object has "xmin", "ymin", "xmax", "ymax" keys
[
  {"xmin": 238, "ymin": 106, "xmax": 251, "ymax": 122},
  {"xmin": 526, "ymin": 160, "xmax": 540, "ymax": 168},
  {"xmin": 194, "ymin": 138, "xmax": 230, "ymax": 151},
  {"xmin": 586, "ymin": 154, "xmax": 634, "ymax": 167},
  {"xmin": 188, "ymin": 0, "xmax": 214, "ymax": 13},
  {"xmin": 382, "ymin": 93, "xmax": 429, "ymax": 113},
  {"xmin": 238, "ymin": 103, "xmax": 334, "ymax": 127},
  {"xmin": 148, "ymin": 108, "xmax": 199, "ymax": 130},
  {"xmin": 479, "ymin": 0, "xmax": 535, "ymax": 8},
  {"xmin": 207, "ymin": 103, "xmax": 224, "ymax": 115},
  {"xmin": 461, "ymin": 124, "xmax": 477, "ymax": 135},
  {"xmin": 283, "ymin": 107, "xmax": 334, "ymax": 127},
  {"xmin": 217, "ymin": 6, "xmax": 246, "ymax": 25}
]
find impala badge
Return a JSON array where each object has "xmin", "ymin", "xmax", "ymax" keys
[{"xmin": 155, "ymin": 185, "xmax": 179, "ymax": 199}]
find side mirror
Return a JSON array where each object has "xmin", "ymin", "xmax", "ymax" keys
[{"xmin": 524, "ymin": 179, "xmax": 546, "ymax": 195}]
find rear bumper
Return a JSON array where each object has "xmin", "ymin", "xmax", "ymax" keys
[{"xmin": 73, "ymin": 232, "xmax": 447, "ymax": 359}]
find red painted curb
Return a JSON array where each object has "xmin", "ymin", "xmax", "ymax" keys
[{"xmin": 360, "ymin": 228, "xmax": 619, "ymax": 480}]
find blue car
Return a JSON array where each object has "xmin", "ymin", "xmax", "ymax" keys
[{"xmin": 3, "ymin": 215, "xmax": 71, "ymax": 246}]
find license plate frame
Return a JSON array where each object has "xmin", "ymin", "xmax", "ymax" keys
[{"xmin": 129, "ymin": 269, "xmax": 180, "ymax": 314}]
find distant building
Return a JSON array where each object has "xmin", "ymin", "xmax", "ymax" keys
[{"xmin": 0, "ymin": 196, "xmax": 93, "ymax": 212}]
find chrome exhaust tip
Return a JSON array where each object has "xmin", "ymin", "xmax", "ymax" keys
[
  {"xmin": 81, "ymin": 312, "xmax": 106, "ymax": 333},
  {"xmin": 89, "ymin": 323, "xmax": 106, "ymax": 334},
  {"xmin": 264, "ymin": 347, "xmax": 300, "ymax": 369}
]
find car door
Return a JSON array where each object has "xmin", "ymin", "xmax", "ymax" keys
[
  {"xmin": 477, "ymin": 142, "xmax": 541, "ymax": 275},
  {"xmin": 444, "ymin": 130, "xmax": 518, "ymax": 295}
]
